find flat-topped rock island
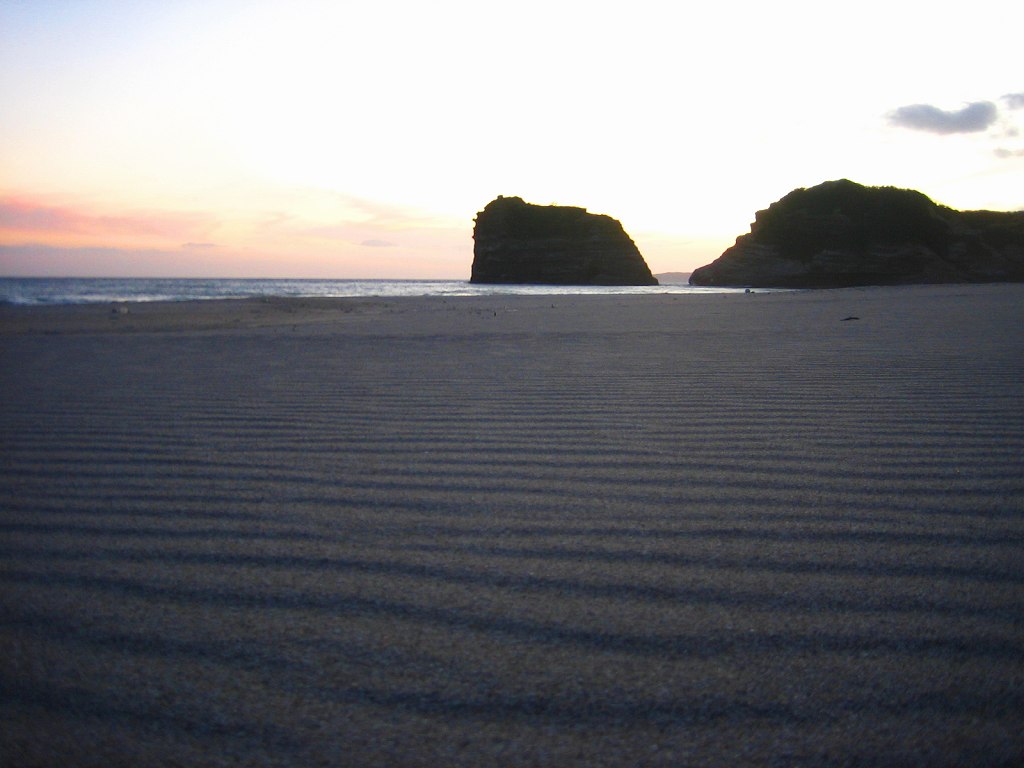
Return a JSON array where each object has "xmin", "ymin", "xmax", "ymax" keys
[{"xmin": 471, "ymin": 196, "xmax": 658, "ymax": 285}]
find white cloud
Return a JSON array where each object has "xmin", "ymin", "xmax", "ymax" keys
[
  {"xmin": 888, "ymin": 101, "xmax": 998, "ymax": 134},
  {"xmin": 1002, "ymin": 92, "xmax": 1024, "ymax": 109}
]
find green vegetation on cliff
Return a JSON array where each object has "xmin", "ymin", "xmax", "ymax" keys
[{"xmin": 691, "ymin": 179, "xmax": 1024, "ymax": 288}]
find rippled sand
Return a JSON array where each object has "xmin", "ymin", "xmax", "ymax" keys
[{"xmin": 2, "ymin": 285, "xmax": 1023, "ymax": 766}]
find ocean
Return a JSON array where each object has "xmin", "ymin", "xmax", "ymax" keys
[{"xmin": 0, "ymin": 277, "xmax": 741, "ymax": 305}]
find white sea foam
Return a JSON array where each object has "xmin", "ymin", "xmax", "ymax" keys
[{"xmin": 0, "ymin": 277, "xmax": 746, "ymax": 305}]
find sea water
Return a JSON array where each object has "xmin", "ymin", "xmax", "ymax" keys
[{"xmin": 0, "ymin": 277, "xmax": 742, "ymax": 305}]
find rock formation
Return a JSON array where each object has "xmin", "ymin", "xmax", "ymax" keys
[
  {"xmin": 689, "ymin": 179, "xmax": 1024, "ymax": 288},
  {"xmin": 471, "ymin": 196, "xmax": 658, "ymax": 285}
]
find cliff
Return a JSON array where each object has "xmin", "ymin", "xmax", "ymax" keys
[
  {"xmin": 471, "ymin": 196, "xmax": 658, "ymax": 285},
  {"xmin": 689, "ymin": 179, "xmax": 1024, "ymax": 288}
]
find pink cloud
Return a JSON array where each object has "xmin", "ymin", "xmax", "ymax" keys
[
  {"xmin": 0, "ymin": 190, "xmax": 473, "ymax": 277},
  {"xmin": 0, "ymin": 196, "xmax": 217, "ymax": 243}
]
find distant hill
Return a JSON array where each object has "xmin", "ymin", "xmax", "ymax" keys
[
  {"xmin": 654, "ymin": 272, "xmax": 692, "ymax": 284},
  {"xmin": 689, "ymin": 179, "xmax": 1024, "ymax": 288}
]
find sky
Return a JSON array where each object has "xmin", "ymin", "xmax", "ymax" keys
[{"xmin": 1, "ymin": 0, "xmax": 1022, "ymax": 279}]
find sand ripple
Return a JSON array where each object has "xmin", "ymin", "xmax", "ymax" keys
[{"xmin": 2, "ymin": 286, "xmax": 1023, "ymax": 766}]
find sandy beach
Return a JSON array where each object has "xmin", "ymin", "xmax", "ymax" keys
[{"xmin": 2, "ymin": 284, "xmax": 1023, "ymax": 766}]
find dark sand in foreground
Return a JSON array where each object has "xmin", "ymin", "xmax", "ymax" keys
[{"xmin": 2, "ymin": 285, "xmax": 1023, "ymax": 766}]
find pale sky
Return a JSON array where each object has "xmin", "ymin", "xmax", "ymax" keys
[{"xmin": 1, "ymin": 0, "xmax": 1021, "ymax": 278}]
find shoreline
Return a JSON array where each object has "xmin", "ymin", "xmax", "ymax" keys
[
  {"xmin": 0, "ymin": 274, "xmax": 709, "ymax": 309},
  {"xmin": 2, "ymin": 282, "xmax": 1021, "ymax": 336}
]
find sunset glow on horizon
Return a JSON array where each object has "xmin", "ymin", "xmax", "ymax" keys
[{"xmin": 2, "ymin": 0, "xmax": 1022, "ymax": 278}]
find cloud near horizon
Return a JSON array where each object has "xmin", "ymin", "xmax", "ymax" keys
[
  {"xmin": 0, "ymin": 243, "xmax": 228, "ymax": 277},
  {"xmin": 0, "ymin": 190, "xmax": 435, "ymax": 263},
  {"xmin": 887, "ymin": 101, "xmax": 998, "ymax": 134}
]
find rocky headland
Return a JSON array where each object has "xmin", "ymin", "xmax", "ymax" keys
[
  {"xmin": 690, "ymin": 179, "xmax": 1024, "ymax": 288},
  {"xmin": 471, "ymin": 196, "xmax": 658, "ymax": 285}
]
